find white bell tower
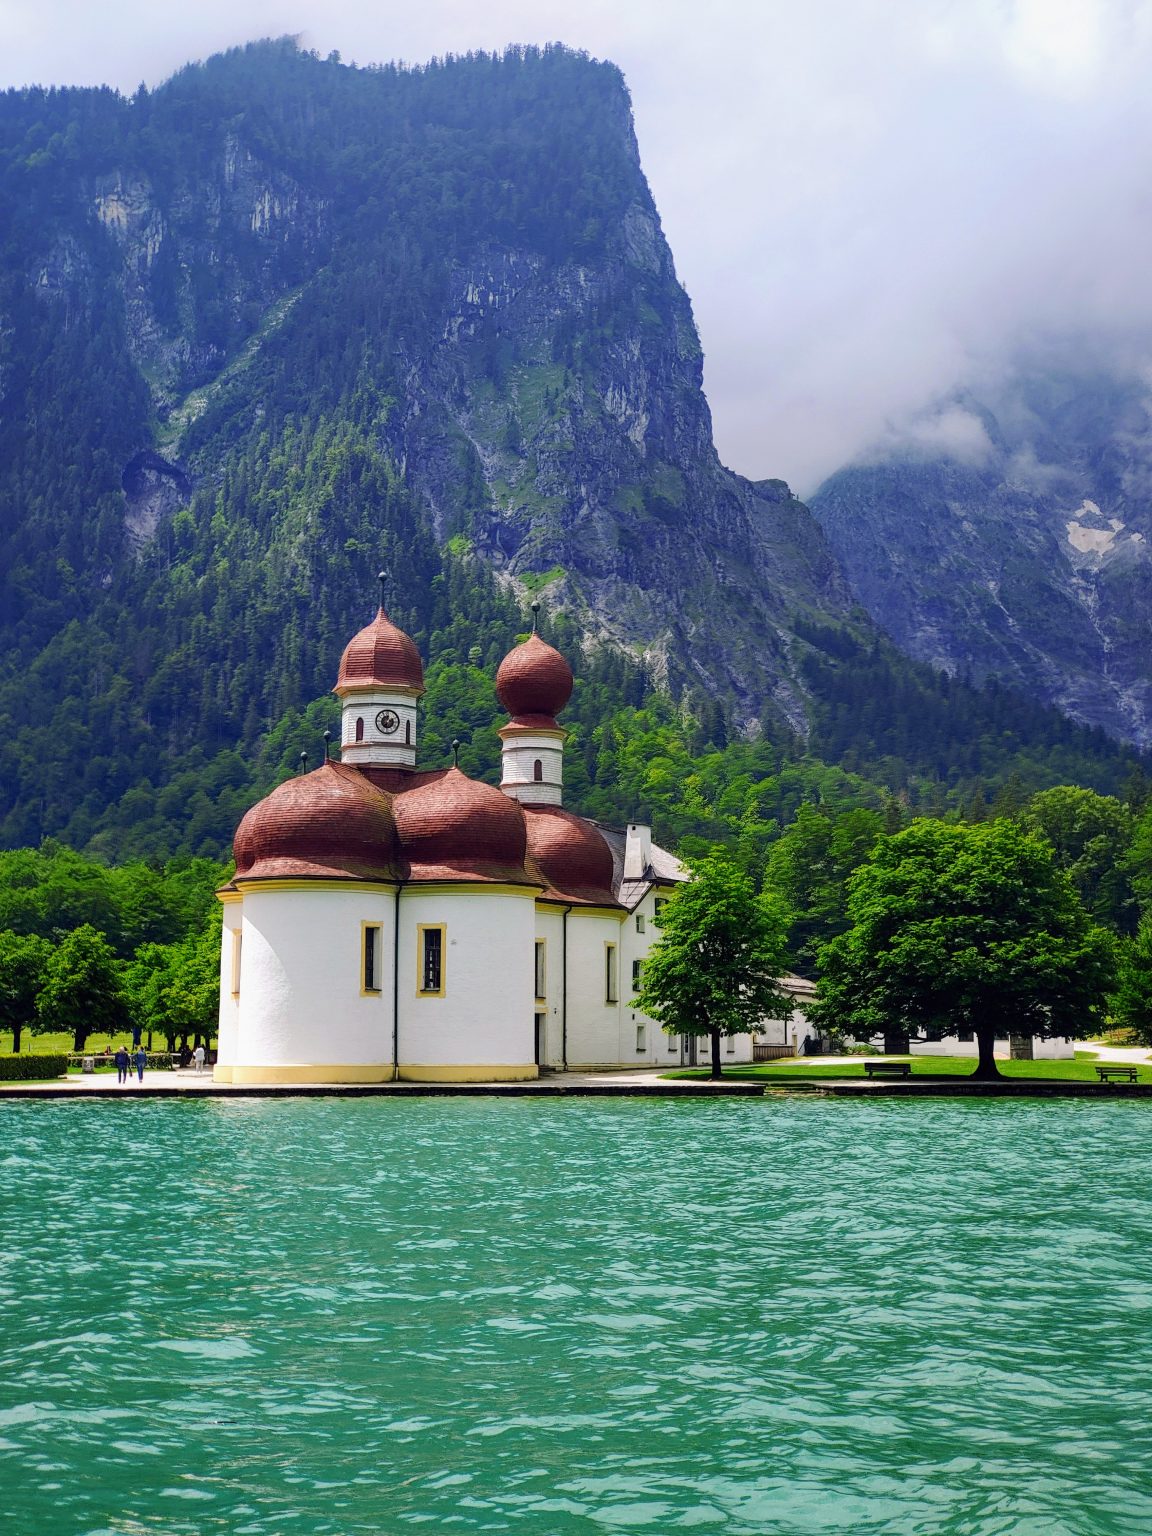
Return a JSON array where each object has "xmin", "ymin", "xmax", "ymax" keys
[
  {"xmin": 333, "ymin": 574, "xmax": 425, "ymax": 771},
  {"xmin": 495, "ymin": 604, "xmax": 573, "ymax": 808}
]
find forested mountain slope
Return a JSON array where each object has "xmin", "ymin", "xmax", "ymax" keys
[{"xmin": 0, "ymin": 40, "xmax": 1142, "ymax": 860}]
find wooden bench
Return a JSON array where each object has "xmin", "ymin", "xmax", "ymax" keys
[
  {"xmin": 863, "ymin": 1061, "xmax": 912, "ymax": 1079},
  {"xmin": 1095, "ymin": 1065, "xmax": 1140, "ymax": 1083}
]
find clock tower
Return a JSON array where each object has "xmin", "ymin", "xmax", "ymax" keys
[{"xmin": 333, "ymin": 577, "xmax": 424, "ymax": 770}]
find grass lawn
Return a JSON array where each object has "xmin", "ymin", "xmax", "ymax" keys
[
  {"xmin": 0, "ymin": 1030, "xmax": 213, "ymax": 1056},
  {"xmin": 666, "ymin": 1054, "xmax": 1152, "ymax": 1084}
]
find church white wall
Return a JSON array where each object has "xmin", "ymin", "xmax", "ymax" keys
[
  {"xmin": 562, "ymin": 910, "xmax": 627, "ymax": 1069},
  {"xmin": 215, "ymin": 903, "xmax": 242, "ymax": 1073},
  {"xmin": 533, "ymin": 908, "xmax": 565, "ymax": 1067},
  {"xmin": 226, "ymin": 886, "xmax": 396, "ymax": 1083},
  {"xmin": 396, "ymin": 888, "xmax": 537, "ymax": 1079},
  {"xmin": 339, "ymin": 687, "xmax": 419, "ymax": 767}
]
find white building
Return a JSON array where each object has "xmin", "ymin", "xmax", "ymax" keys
[{"xmin": 215, "ymin": 601, "xmax": 797, "ymax": 1083}]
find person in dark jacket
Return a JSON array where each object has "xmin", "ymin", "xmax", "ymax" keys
[
  {"xmin": 133, "ymin": 1048, "xmax": 147, "ymax": 1083},
  {"xmin": 114, "ymin": 1047, "xmax": 129, "ymax": 1085}
]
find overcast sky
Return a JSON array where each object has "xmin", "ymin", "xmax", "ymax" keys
[{"xmin": 3, "ymin": 0, "xmax": 1152, "ymax": 493}]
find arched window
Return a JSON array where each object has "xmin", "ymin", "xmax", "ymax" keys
[
  {"xmin": 533, "ymin": 759, "xmax": 543, "ymax": 782},
  {"xmin": 355, "ymin": 717, "xmax": 364, "ymax": 743},
  {"xmin": 405, "ymin": 720, "xmax": 411, "ymax": 745}
]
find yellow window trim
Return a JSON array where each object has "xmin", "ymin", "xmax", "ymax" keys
[
  {"xmin": 417, "ymin": 923, "xmax": 446, "ymax": 998},
  {"xmin": 230, "ymin": 929, "xmax": 242, "ymax": 999},
  {"xmin": 534, "ymin": 938, "xmax": 547, "ymax": 1003},
  {"xmin": 360, "ymin": 921, "xmax": 383, "ymax": 997}
]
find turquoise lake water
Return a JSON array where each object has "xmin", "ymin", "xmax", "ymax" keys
[{"xmin": 1, "ymin": 1097, "xmax": 1150, "ymax": 1535}]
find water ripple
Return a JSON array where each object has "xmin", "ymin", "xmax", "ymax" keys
[{"xmin": 1, "ymin": 1097, "xmax": 1150, "ymax": 1534}]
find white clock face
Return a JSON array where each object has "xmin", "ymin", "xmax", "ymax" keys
[{"xmin": 375, "ymin": 708, "xmax": 400, "ymax": 735}]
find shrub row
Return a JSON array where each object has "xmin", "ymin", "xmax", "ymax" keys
[{"xmin": 0, "ymin": 1054, "xmax": 69, "ymax": 1081}]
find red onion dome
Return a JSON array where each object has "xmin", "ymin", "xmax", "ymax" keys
[
  {"xmin": 393, "ymin": 767, "xmax": 531, "ymax": 884},
  {"xmin": 523, "ymin": 806, "xmax": 620, "ymax": 906},
  {"xmin": 234, "ymin": 762, "xmax": 401, "ymax": 882},
  {"xmin": 335, "ymin": 608, "xmax": 424, "ymax": 695},
  {"xmin": 495, "ymin": 633, "xmax": 573, "ymax": 721}
]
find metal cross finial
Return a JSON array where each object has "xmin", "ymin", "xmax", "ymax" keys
[
  {"xmin": 451, "ymin": 738, "xmax": 461, "ymax": 768},
  {"xmin": 531, "ymin": 600, "xmax": 540, "ymax": 633}
]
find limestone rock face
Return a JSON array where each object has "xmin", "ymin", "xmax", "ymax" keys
[
  {"xmin": 6, "ymin": 41, "xmax": 850, "ymax": 734},
  {"xmin": 810, "ymin": 371, "xmax": 1152, "ymax": 748}
]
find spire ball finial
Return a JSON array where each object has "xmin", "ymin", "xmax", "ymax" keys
[
  {"xmin": 530, "ymin": 599, "xmax": 540, "ymax": 633},
  {"xmin": 451, "ymin": 737, "xmax": 461, "ymax": 768},
  {"xmin": 377, "ymin": 570, "xmax": 388, "ymax": 610},
  {"xmin": 298, "ymin": 750, "xmax": 308, "ymax": 775},
  {"xmin": 322, "ymin": 729, "xmax": 332, "ymax": 760}
]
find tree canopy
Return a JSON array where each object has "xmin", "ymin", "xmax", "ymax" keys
[
  {"xmin": 816, "ymin": 819, "xmax": 1116, "ymax": 1077},
  {"xmin": 634, "ymin": 852, "xmax": 793, "ymax": 1079}
]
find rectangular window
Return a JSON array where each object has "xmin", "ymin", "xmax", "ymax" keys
[
  {"xmin": 654, "ymin": 897, "xmax": 668, "ymax": 925},
  {"xmin": 631, "ymin": 958, "xmax": 643, "ymax": 994},
  {"xmin": 635, "ymin": 1023, "xmax": 647, "ymax": 1053},
  {"xmin": 418, "ymin": 925, "xmax": 445, "ymax": 996},
  {"xmin": 534, "ymin": 940, "xmax": 547, "ymax": 1001},
  {"xmin": 668, "ymin": 1034, "xmax": 680, "ymax": 1054},
  {"xmin": 605, "ymin": 943, "xmax": 618, "ymax": 1003},
  {"xmin": 362, "ymin": 922, "xmax": 382, "ymax": 995},
  {"xmin": 635, "ymin": 913, "xmax": 645, "ymax": 933},
  {"xmin": 726, "ymin": 1036, "xmax": 736, "ymax": 1055},
  {"xmin": 230, "ymin": 930, "xmax": 243, "ymax": 998}
]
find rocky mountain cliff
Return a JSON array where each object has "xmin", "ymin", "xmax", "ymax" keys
[
  {"xmin": 810, "ymin": 369, "xmax": 1152, "ymax": 748},
  {"xmin": 0, "ymin": 39, "xmax": 846, "ymax": 738},
  {"xmin": 0, "ymin": 41, "xmax": 1139, "ymax": 856}
]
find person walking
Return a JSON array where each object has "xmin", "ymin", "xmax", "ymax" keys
[
  {"xmin": 133, "ymin": 1046, "xmax": 147, "ymax": 1084},
  {"xmin": 114, "ymin": 1046, "xmax": 129, "ymax": 1085},
  {"xmin": 193, "ymin": 1044, "xmax": 206, "ymax": 1075}
]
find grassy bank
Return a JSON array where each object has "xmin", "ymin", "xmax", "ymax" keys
[{"xmin": 667, "ymin": 1054, "xmax": 1152, "ymax": 1084}]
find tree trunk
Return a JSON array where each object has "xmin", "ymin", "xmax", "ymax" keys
[
  {"xmin": 709, "ymin": 1026, "xmax": 723, "ymax": 1080},
  {"xmin": 11, "ymin": 1021, "xmax": 21, "ymax": 1054},
  {"xmin": 972, "ymin": 1028, "xmax": 1001, "ymax": 1080},
  {"xmin": 73, "ymin": 1025, "xmax": 88, "ymax": 1053}
]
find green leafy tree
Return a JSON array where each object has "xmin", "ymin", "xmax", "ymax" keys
[
  {"xmin": 0, "ymin": 931, "xmax": 53, "ymax": 1053},
  {"xmin": 818, "ymin": 820, "xmax": 1116, "ymax": 1078},
  {"xmin": 1113, "ymin": 915, "xmax": 1152, "ymax": 1045},
  {"xmin": 634, "ymin": 853, "xmax": 793, "ymax": 1079},
  {"xmin": 35, "ymin": 924, "xmax": 129, "ymax": 1052},
  {"xmin": 1021, "ymin": 786, "xmax": 1134, "ymax": 931}
]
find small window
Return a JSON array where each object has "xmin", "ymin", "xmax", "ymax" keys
[
  {"xmin": 653, "ymin": 897, "xmax": 668, "ymax": 925},
  {"xmin": 533, "ymin": 758, "xmax": 543, "ymax": 782},
  {"xmin": 957, "ymin": 1030, "xmax": 974, "ymax": 1043},
  {"xmin": 418, "ymin": 925, "xmax": 445, "ymax": 996},
  {"xmin": 362, "ymin": 923, "xmax": 382, "ymax": 995},
  {"xmin": 534, "ymin": 940, "xmax": 547, "ymax": 1001},
  {"xmin": 635, "ymin": 913, "xmax": 645, "ymax": 933},
  {"xmin": 635, "ymin": 1024, "xmax": 647, "ymax": 1053},
  {"xmin": 355, "ymin": 716, "xmax": 365, "ymax": 743},
  {"xmin": 668, "ymin": 1034, "xmax": 680, "ymax": 1054},
  {"xmin": 726, "ymin": 1036, "xmax": 736, "ymax": 1055},
  {"xmin": 405, "ymin": 720, "xmax": 411, "ymax": 745},
  {"xmin": 631, "ymin": 958, "xmax": 643, "ymax": 993},
  {"xmin": 605, "ymin": 943, "xmax": 618, "ymax": 1003},
  {"xmin": 230, "ymin": 931, "xmax": 242, "ymax": 998}
]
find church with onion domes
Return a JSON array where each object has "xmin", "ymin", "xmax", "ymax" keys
[{"xmin": 214, "ymin": 591, "xmax": 767, "ymax": 1083}]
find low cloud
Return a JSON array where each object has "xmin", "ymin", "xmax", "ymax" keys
[{"xmin": 4, "ymin": 0, "xmax": 1152, "ymax": 494}]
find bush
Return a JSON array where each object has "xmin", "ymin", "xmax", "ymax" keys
[
  {"xmin": 1097, "ymin": 1026, "xmax": 1140, "ymax": 1047},
  {"xmin": 0, "ymin": 1054, "xmax": 68, "ymax": 1081}
]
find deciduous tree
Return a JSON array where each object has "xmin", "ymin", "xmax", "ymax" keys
[
  {"xmin": 634, "ymin": 853, "xmax": 793, "ymax": 1079},
  {"xmin": 35, "ymin": 924, "xmax": 128, "ymax": 1053},
  {"xmin": 817, "ymin": 820, "xmax": 1116, "ymax": 1078}
]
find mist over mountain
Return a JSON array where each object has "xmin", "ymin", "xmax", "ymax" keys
[{"xmin": 811, "ymin": 360, "xmax": 1152, "ymax": 748}]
